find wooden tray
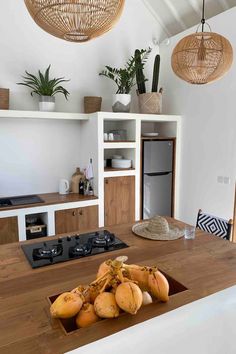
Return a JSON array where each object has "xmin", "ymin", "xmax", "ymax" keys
[{"xmin": 47, "ymin": 270, "xmax": 187, "ymax": 335}]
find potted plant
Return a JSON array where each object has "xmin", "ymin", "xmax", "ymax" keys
[
  {"xmin": 99, "ymin": 48, "xmax": 151, "ymax": 112},
  {"xmin": 17, "ymin": 65, "xmax": 70, "ymax": 112},
  {"xmin": 135, "ymin": 51, "xmax": 163, "ymax": 114}
]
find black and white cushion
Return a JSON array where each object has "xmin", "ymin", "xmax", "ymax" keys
[{"xmin": 196, "ymin": 210, "xmax": 232, "ymax": 240}]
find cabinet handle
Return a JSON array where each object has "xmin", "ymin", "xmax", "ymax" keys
[
  {"xmin": 105, "ymin": 179, "xmax": 109, "ymax": 184},
  {"xmin": 79, "ymin": 210, "xmax": 83, "ymax": 216},
  {"xmin": 72, "ymin": 211, "xmax": 76, "ymax": 216}
]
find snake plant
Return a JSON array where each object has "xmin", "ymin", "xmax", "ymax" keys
[{"xmin": 17, "ymin": 65, "xmax": 70, "ymax": 99}]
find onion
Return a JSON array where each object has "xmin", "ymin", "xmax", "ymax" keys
[
  {"xmin": 96, "ymin": 260, "xmax": 112, "ymax": 279},
  {"xmin": 71, "ymin": 285, "xmax": 90, "ymax": 303},
  {"xmin": 142, "ymin": 291, "xmax": 153, "ymax": 306},
  {"xmin": 115, "ymin": 282, "xmax": 142, "ymax": 315},
  {"xmin": 148, "ymin": 270, "xmax": 169, "ymax": 302},
  {"xmin": 126, "ymin": 265, "xmax": 150, "ymax": 290},
  {"xmin": 94, "ymin": 292, "xmax": 120, "ymax": 318},
  {"xmin": 88, "ymin": 285, "xmax": 101, "ymax": 304},
  {"xmin": 76, "ymin": 303, "xmax": 100, "ymax": 328},
  {"xmin": 50, "ymin": 292, "xmax": 83, "ymax": 319}
]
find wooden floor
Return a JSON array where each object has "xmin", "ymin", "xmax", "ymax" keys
[{"xmin": 1, "ymin": 219, "xmax": 236, "ymax": 353}]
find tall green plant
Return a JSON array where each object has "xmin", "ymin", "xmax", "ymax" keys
[
  {"xmin": 135, "ymin": 52, "xmax": 162, "ymax": 94},
  {"xmin": 135, "ymin": 49, "xmax": 147, "ymax": 94},
  {"xmin": 152, "ymin": 54, "xmax": 160, "ymax": 92},
  {"xmin": 99, "ymin": 48, "xmax": 151, "ymax": 94},
  {"xmin": 17, "ymin": 65, "xmax": 70, "ymax": 99}
]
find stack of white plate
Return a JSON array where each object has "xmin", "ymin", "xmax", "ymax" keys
[
  {"xmin": 112, "ymin": 155, "xmax": 123, "ymax": 159},
  {"xmin": 112, "ymin": 159, "xmax": 132, "ymax": 169},
  {"xmin": 142, "ymin": 132, "xmax": 159, "ymax": 137}
]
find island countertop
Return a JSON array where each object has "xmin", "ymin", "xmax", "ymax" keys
[{"xmin": 1, "ymin": 219, "xmax": 236, "ymax": 354}]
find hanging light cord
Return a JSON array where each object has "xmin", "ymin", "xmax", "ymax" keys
[{"xmin": 201, "ymin": 0, "xmax": 206, "ymax": 32}]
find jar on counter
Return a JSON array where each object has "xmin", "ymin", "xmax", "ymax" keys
[{"xmin": 71, "ymin": 168, "xmax": 83, "ymax": 193}]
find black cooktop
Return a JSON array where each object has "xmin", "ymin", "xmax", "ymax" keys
[
  {"xmin": 21, "ymin": 230, "xmax": 128, "ymax": 268},
  {"xmin": 0, "ymin": 195, "xmax": 44, "ymax": 208}
]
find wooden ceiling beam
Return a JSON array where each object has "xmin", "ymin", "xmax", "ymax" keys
[
  {"xmin": 217, "ymin": 0, "xmax": 230, "ymax": 11},
  {"xmin": 164, "ymin": 0, "xmax": 187, "ymax": 31},
  {"xmin": 142, "ymin": 0, "xmax": 172, "ymax": 38}
]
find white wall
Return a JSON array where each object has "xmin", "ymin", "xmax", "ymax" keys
[
  {"xmin": 0, "ymin": 118, "xmax": 81, "ymax": 196},
  {"xmin": 160, "ymin": 8, "xmax": 236, "ymax": 224},
  {"xmin": 0, "ymin": 0, "xmax": 161, "ymax": 113},
  {"xmin": 0, "ymin": 0, "xmax": 161, "ymax": 197}
]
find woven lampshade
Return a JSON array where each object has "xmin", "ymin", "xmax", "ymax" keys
[
  {"xmin": 24, "ymin": 0, "xmax": 125, "ymax": 43},
  {"xmin": 171, "ymin": 32, "xmax": 233, "ymax": 84}
]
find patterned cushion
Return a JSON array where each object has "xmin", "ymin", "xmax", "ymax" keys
[{"xmin": 196, "ymin": 211, "xmax": 231, "ymax": 240}]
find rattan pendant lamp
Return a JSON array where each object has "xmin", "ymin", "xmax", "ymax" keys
[
  {"xmin": 24, "ymin": 0, "xmax": 125, "ymax": 43},
  {"xmin": 171, "ymin": 0, "xmax": 233, "ymax": 84}
]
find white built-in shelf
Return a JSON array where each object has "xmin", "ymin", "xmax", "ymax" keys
[
  {"xmin": 97, "ymin": 111, "xmax": 181, "ymax": 122},
  {"xmin": 0, "ymin": 110, "xmax": 181, "ymax": 123},
  {"xmin": 104, "ymin": 167, "xmax": 135, "ymax": 172},
  {"xmin": 103, "ymin": 169, "xmax": 136, "ymax": 178},
  {"xmin": 0, "ymin": 109, "xmax": 89, "ymax": 121},
  {"xmin": 103, "ymin": 142, "xmax": 136, "ymax": 149}
]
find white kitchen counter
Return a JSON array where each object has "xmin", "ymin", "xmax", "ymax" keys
[{"xmin": 67, "ymin": 285, "xmax": 236, "ymax": 354}]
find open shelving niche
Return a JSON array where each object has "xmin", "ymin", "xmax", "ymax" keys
[
  {"xmin": 0, "ymin": 110, "xmax": 181, "ymax": 233},
  {"xmin": 25, "ymin": 212, "xmax": 48, "ymax": 239}
]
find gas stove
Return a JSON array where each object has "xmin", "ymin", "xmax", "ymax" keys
[{"xmin": 21, "ymin": 230, "xmax": 128, "ymax": 268}]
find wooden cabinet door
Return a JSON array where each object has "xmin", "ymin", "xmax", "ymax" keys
[
  {"xmin": 55, "ymin": 208, "xmax": 79, "ymax": 234},
  {"xmin": 77, "ymin": 206, "xmax": 98, "ymax": 232},
  {"xmin": 55, "ymin": 206, "xmax": 99, "ymax": 234},
  {"xmin": 104, "ymin": 176, "xmax": 135, "ymax": 226},
  {"xmin": 0, "ymin": 216, "xmax": 18, "ymax": 244}
]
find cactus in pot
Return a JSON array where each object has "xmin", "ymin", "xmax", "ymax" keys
[{"xmin": 135, "ymin": 52, "xmax": 163, "ymax": 114}]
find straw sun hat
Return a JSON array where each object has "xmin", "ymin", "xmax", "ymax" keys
[{"xmin": 132, "ymin": 215, "xmax": 184, "ymax": 241}]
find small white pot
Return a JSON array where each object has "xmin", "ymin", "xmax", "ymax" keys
[
  {"xmin": 39, "ymin": 96, "xmax": 55, "ymax": 112},
  {"xmin": 112, "ymin": 94, "xmax": 131, "ymax": 113}
]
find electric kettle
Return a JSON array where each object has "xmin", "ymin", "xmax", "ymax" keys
[{"xmin": 59, "ymin": 179, "xmax": 70, "ymax": 195}]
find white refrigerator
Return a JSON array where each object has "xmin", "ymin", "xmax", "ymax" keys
[{"xmin": 142, "ymin": 140, "xmax": 173, "ymax": 219}]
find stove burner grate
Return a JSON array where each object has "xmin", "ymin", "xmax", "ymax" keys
[
  {"xmin": 92, "ymin": 231, "xmax": 115, "ymax": 248},
  {"xmin": 33, "ymin": 242, "xmax": 63, "ymax": 261},
  {"xmin": 69, "ymin": 238, "xmax": 93, "ymax": 258}
]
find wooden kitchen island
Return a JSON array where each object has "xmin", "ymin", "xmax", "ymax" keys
[{"xmin": 1, "ymin": 219, "xmax": 236, "ymax": 354}]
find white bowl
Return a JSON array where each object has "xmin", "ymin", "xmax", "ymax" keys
[
  {"xmin": 112, "ymin": 155, "xmax": 123, "ymax": 159},
  {"xmin": 112, "ymin": 159, "xmax": 132, "ymax": 169},
  {"xmin": 142, "ymin": 132, "xmax": 159, "ymax": 137}
]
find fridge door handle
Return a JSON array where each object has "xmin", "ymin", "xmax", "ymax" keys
[{"xmin": 144, "ymin": 172, "xmax": 172, "ymax": 177}]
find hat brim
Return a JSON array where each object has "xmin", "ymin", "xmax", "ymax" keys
[{"xmin": 132, "ymin": 221, "xmax": 184, "ymax": 241}]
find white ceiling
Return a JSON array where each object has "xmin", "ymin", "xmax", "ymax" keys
[{"xmin": 143, "ymin": 0, "xmax": 236, "ymax": 41}]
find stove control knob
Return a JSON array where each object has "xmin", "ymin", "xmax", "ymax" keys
[
  {"xmin": 58, "ymin": 238, "xmax": 63, "ymax": 243},
  {"xmin": 67, "ymin": 236, "xmax": 72, "ymax": 241},
  {"xmin": 75, "ymin": 234, "xmax": 80, "ymax": 240}
]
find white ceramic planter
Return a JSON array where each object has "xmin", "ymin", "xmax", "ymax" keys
[
  {"xmin": 112, "ymin": 94, "xmax": 131, "ymax": 113},
  {"xmin": 39, "ymin": 96, "xmax": 55, "ymax": 112}
]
